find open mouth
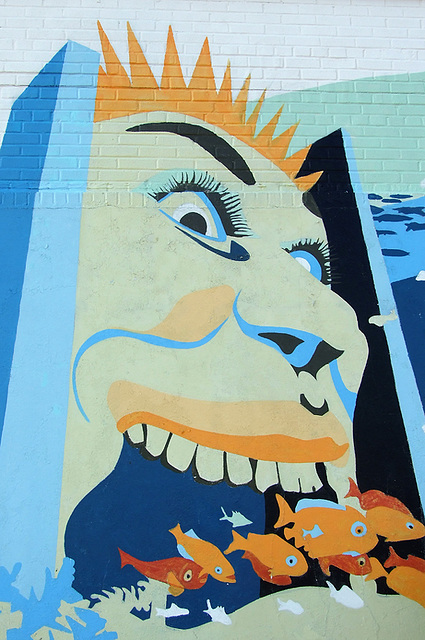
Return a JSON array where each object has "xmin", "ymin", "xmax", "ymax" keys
[{"xmin": 109, "ymin": 380, "xmax": 349, "ymax": 493}]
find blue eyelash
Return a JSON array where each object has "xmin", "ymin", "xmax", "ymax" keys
[{"xmin": 284, "ymin": 239, "xmax": 331, "ymax": 285}]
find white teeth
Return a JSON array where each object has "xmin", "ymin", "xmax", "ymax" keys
[
  {"xmin": 277, "ymin": 462, "xmax": 322, "ymax": 493},
  {"xmin": 225, "ymin": 452, "xmax": 253, "ymax": 486},
  {"xmin": 144, "ymin": 424, "xmax": 170, "ymax": 458},
  {"xmin": 293, "ymin": 463, "xmax": 322, "ymax": 493},
  {"xmin": 126, "ymin": 423, "xmax": 145, "ymax": 446},
  {"xmin": 194, "ymin": 445, "xmax": 224, "ymax": 483},
  {"xmin": 254, "ymin": 460, "xmax": 280, "ymax": 492},
  {"xmin": 126, "ymin": 425, "xmax": 327, "ymax": 494},
  {"xmin": 165, "ymin": 434, "xmax": 197, "ymax": 472},
  {"xmin": 277, "ymin": 462, "xmax": 303, "ymax": 492}
]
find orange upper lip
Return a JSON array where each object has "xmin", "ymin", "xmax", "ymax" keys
[{"xmin": 108, "ymin": 381, "xmax": 349, "ymax": 465}]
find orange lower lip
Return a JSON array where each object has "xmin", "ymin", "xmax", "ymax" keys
[
  {"xmin": 109, "ymin": 381, "xmax": 349, "ymax": 465},
  {"xmin": 117, "ymin": 410, "xmax": 348, "ymax": 464}
]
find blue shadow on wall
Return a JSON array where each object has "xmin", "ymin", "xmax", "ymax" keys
[{"xmin": 0, "ymin": 41, "xmax": 99, "ymax": 598}]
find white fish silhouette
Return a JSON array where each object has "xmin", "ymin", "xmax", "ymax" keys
[
  {"xmin": 203, "ymin": 599, "xmax": 232, "ymax": 625},
  {"xmin": 220, "ymin": 507, "xmax": 252, "ymax": 528},
  {"xmin": 277, "ymin": 598, "xmax": 304, "ymax": 615},
  {"xmin": 326, "ymin": 581, "xmax": 364, "ymax": 609},
  {"xmin": 156, "ymin": 603, "xmax": 190, "ymax": 618}
]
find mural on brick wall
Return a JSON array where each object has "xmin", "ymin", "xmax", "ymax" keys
[{"xmin": 1, "ymin": 22, "xmax": 425, "ymax": 638}]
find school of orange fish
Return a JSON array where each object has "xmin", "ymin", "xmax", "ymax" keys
[{"xmin": 119, "ymin": 478, "xmax": 425, "ymax": 610}]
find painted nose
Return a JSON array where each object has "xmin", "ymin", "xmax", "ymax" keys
[{"xmin": 233, "ymin": 293, "xmax": 342, "ymax": 376}]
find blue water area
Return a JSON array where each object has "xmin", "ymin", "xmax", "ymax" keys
[
  {"xmin": 65, "ymin": 439, "xmax": 265, "ymax": 630},
  {"xmin": 392, "ymin": 276, "xmax": 425, "ymax": 410},
  {"xmin": 370, "ymin": 193, "xmax": 425, "ymax": 412},
  {"xmin": 370, "ymin": 194, "xmax": 425, "ymax": 283}
]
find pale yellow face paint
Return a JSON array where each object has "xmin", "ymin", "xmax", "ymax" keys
[{"xmin": 57, "ymin": 111, "xmax": 368, "ymax": 556}]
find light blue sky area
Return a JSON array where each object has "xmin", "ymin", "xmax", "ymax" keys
[{"xmin": 250, "ymin": 72, "xmax": 425, "ymax": 196}]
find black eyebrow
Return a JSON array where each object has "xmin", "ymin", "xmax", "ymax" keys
[{"xmin": 126, "ymin": 122, "xmax": 256, "ymax": 186}]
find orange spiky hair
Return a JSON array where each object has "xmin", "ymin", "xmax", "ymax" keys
[{"xmin": 95, "ymin": 22, "xmax": 321, "ymax": 190}]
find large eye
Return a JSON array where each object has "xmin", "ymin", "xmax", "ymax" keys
[
  {"xmin": 351, "ymin": 521, "xmax": 367, "ymax": 537},
  {"xmin": 286, "ymin": 555, "xmax": 298, "ymax": 567},
  {"xmin": 282, "ymin": 239, "xmax": 331, "ymax": 285},
  {"xmin": 214, "ymin": 566, "xmax": 223, "ymax": 575},
  {"xmin": 158, "ymin": 191, "xmax": 226, "ymax": 241},
  {"xmin": 406, "ymin": 522, "xmax": 414, "ymax": 530},
  {"xmin": 183, "ymin": 569, "xmax": 193, "ymax": 582},
  {"xmin": 358, "ymin": 557, "xmax": 366, "ymax": 567}
]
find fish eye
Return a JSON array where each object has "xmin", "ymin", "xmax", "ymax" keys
[
  {"xmin": 215, "ymin": 566, "xmax": 223, "ymax": 575},
  {"xmin": 358, "ymin": 557, "xmax": 366, "ymax": 567},
  {"xmin": 183, "ymin": 569, "xmax": 193, "ymax": 582},
  {"xmin": 406, "ymin": 522, "xmax": 414, "ymax": 530},
  {"xmin": 286, "ymin": 555, "xmax": 298, "ymax": 567},
  {"xmin": 351, "ymin": 521, "xmax": 367, "ymax": 537}
]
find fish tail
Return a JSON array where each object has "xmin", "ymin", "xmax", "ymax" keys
[
  {"xmin": 344, "ymin": 477, "xmax": 361, "ymax": 502},
  {"xmin": 169, "ymin": 523, "xmax": 182, "ymax": 542},
  {"xmin": 274, "ymin": 494, "xmax": 294, "ymax": 528},
  {"xmin": 118, "ymin": 548, "xmax": 131, "ymax": 569},
  {"xmin": 224, "ymin": 530, "xmax": 245, "ymax": 555},
  {"xmin": 384, "ymin": 546, "xmax": 401, "ymax": 569},
  {"xmin": 220, "ymin": 506, "xmax": 228, "ymax": 521}
]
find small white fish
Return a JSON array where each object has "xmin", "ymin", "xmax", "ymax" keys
[
  {"xmin": 220, "ymin": 507, "xmax": 252, "ymax": 528},
  {"xmin": 277, "ymin": 598, "xmax": 304, "ymax": 615},
  {"xmin": 326, "ymin": 581, "xmax": 364, "ymax": 609},
  {"xmin": 156, "ymin": 603, "xmax": 190, "ymax": 618},
  {"xmin": 302, "ymin": 524, "xmax": 324, "ymax": 539},
  {"xmin": 203, "ymin": 599, "xmax": 232, "ymax": 625},
  {"xmin": 368, "ymin": 309, "xmax": 397, "ymax": 327},
  {"xmin": 416, "ymin": 270, "xmax": 425, "ymax": 281}
]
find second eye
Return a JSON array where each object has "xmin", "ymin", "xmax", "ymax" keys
[{"xmin": 158, "ymin": 191, "xmax": 227, "ymax": 241}]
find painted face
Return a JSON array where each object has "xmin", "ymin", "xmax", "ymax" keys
[{"xmin": 58, "ymin": 110, "xmax": 368, "ymax": 539}]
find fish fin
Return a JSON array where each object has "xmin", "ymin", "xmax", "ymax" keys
[
  {"xmin": 184, "ymin": 528, "xmax": 200, "ymax": 539},
  {"xmin": 319, "ymin": 558, "xmax": 331, "ymax": 576},
  {"xmin": 384, "ymin": 546, "xmax": 400, "ymax": 569},
  {"xmin": 345, "ymin": 477, "xmax": 361, "ymax": 502},
  {"xmin": 177, "ymin": 544, "xmax": 194, "ymax": 561},
  {"xmin": 224, "ymin": 530, "xmax": 244, "ymax": 555},
  {"xmin": 168, "ymin": 584, "xmax": 184, "ymax": 597},
  {"xmin": 274, "ymin": 494, "xmax": 294, "ymax": 528},
  {"xmin": 167, "ymin": 571, "xmax": 184, "ymax": 596}
]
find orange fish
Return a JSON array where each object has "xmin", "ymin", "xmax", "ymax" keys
[
  {"xmin": 170, "ymin": 524, "xmax": 236, "ymax": 583},
  {"xmin": 366, "ymin": 556, "xmax": 425, "ymax": 609},
  {"xmin": 224, "ymin": 530, "xmax": 308, "ymax": 585},
  {"xmin": 118, "ymin": 548, "xmax": 208, "ymax": 596},
  {"xmin": 385, "ymin": 546, "xmax": 425, "ymax": 574},
  {"xmin": 274, "ymin": 494, "xmax": 378, "ymax": 558},
  {"xmin": 345, "ymin": 477, "xmax": 425, "ymax": 542},
  {"xmin": 318, "ymin": 552, "xmax": 372, "ymax": 577}
]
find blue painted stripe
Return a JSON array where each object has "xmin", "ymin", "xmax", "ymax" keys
[
  {"xmin": 342, "ymin": 128, "xmax": 425, "ymax": 511},
  {"xmin": 0, "ymin": 45, "xmax": 66, "ymax": 441},
  {"xmin": 0, "ymin": 41, "xmax": 99, "ymax": 598},
  {"xmin": 72, "ymin": 321, "xmax": 228, "ymax": 422}
]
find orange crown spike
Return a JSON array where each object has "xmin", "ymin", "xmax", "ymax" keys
[
  {"xmin": 188, "ymin": 38, "xmax": 216, "ymax": 93},
  {"xmin": 127, "ymin": 22, "xmax": 158, "ymax": 90},
  {"xmin": 161, "ymin": 26, "xmax": 186, "ymax": 91},
  {"xmin": 97, "ymin": 21, "xmax": 131, "ymax": 88},
  {"xmin": 94, "ymin": 23, "xmax": 320, "ymax": 190}
]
